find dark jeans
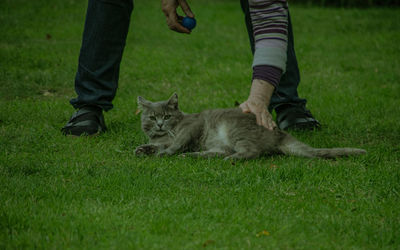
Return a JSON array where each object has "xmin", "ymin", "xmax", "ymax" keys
[
  {"xmin": 240, "ymin": 0, "xmax": 307, "ymax": 111},
  {"xmin": 71, "ymin": 0, "xmax": 305, "ymax": 111},
  {"xmin": 70, "ymin": 0, "xmax": 133, "ymax": 111}
]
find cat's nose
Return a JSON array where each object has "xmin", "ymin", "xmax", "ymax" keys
[
  {"xmin": 156, "ymin": 120, "xmax": 163, "ymax": 128},
  {"xmin": 156, "ymin": 122, "xmax": 163, "ymax": 129}
]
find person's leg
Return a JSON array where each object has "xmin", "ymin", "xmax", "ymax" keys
[
  {"xmin": 269, "ymin": 12, "xmax": 306, "ymax": 109},
  {"xmin": 240, "ymin": 0, "xmax": 319, "ymax": 130},
  {"xmin": 71, "ymin": 0, "xmax": 133, "ymax": 111},
  {"xmin": 63, "ymin": 0, "xmax": 133, "ymax": 136},
  {"xmin": 240, "ymin": 0, "xmax": 255, "ymax": 54},
  {"xmin": 271, "ymin": 13, "xmax": 319, "ymax": 130}
]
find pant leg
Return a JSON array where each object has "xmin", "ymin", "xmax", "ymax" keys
[
  {"xmin": 240, "ymin": 0, "xmax": 255, "ymax": 54},
  {"xmin": 270, "ymin": 11, "xmax": 306, "ymax": 109},
  {"xmin": 240, "ymin": 0, "xmax": 306, "ymax": 110},
  {"xmin": 70, "ymin": 0, "xmax": 133, "ymax": 111}
]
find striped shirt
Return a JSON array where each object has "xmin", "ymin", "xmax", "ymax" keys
[{"xmin": 249, "ymin": 0, "xmax": 288, "ymax": 87}]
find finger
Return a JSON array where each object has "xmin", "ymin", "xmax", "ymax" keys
[
  {"xmin": 178, "ymin": 0, "xmax": 194, "ymax": 18},
  {"xmin": 161, "ymin": 1, "xmax": 172, "ymax": 16},
  {"xmin": 255, "ymin": 113, "xmax": 262, "ymax": 126},
  {"xmin": 260, "ymin": 112, "xmax": 272, "ymax": 130},
  {"xmin": 239, "ymin": 102, "xmax": 251, "ymax": 113},
  {"xmin": 167, "ymin": 13, "xmax": 190, "ymax": 34},
  {"xmin": 272, "ymin": 120, "xmax": 277, "ymax": 130},
  {"xmin": 262, "ymin": 111, "xmax": 277, "ymax": 131},
  {"xmin": 269, "ymin": 118, "xmax": 277, "ymax": 130},
  {"xmin": 170, "ymin": 23, "xmax": 190, "ymax": 33},
  {"xmin": 267, "ymin": 118, "xmax": 275, "ymax": 131}
]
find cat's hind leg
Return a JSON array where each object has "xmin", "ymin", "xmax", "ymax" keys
[
  {"xmin": 224, "ymin": 141, "xmax": 261, "ymax": 160},
  {"xmin": 181, "ymin": 149, "xmax": 229, "ymax": 158}
]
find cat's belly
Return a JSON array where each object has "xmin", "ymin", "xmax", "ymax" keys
[{"xmin": 203, "ymin": 123, "xmax": 232, "ymax": 150}]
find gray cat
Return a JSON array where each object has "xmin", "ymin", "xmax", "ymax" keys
[{"xmin": 135, "ymin": 93, "xmax": 366, "ymax": 160}]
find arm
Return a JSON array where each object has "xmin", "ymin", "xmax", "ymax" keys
[
  {"xmin": 161, "ymin": 0, "xmax": 194, "ymax": 34},
  {"xmin": 241, "ymin": 0, "xmax": 289, "ymax": 130},
  {"xmin": 240, "ymin": 79, "xmax": 277, "ymax": 130}
]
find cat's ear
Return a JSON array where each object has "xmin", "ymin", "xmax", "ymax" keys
[
  {"xmin": 137, "ymin": 96, "xmax": 151, "ymax": 110},
  {"xmin": 167, "ymin": 93, "xmax": 179, "ymax": 110}
]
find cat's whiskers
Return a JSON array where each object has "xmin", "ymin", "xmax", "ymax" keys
[{"xmin": 167, "ymin": 130, "xmax": 175, "ymax": 138}]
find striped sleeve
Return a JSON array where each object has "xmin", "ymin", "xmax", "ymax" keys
[{"xmin": 249, "ymin": 0, "xmax": 288, "ymax": 86}]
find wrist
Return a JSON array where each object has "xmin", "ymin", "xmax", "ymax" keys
[
  {"xmin": 248, "ymin": 79, "xmax": 275, "ymax": 105},
  {"xmin": 252, "ymin": 65, "xmax": 282, "ymax": 87}
]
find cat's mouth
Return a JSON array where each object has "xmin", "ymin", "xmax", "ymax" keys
[{"xmin": 154, "ymin": 129, "xmax": 166, "ymax": 135}]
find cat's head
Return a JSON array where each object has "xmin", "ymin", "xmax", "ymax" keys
[{"xmin": 137, "ymin": 93, "xmax": 183, "ymax": 138}]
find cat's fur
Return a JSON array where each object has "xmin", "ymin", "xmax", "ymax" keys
[{"xmin": 135, "ymin": 93, "xmax": 366, "ymax": 160}]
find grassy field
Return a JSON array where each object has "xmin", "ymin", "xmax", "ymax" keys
[{"xmin": 1, "ymin": 0, "xmax": 400, "ymax": 249}]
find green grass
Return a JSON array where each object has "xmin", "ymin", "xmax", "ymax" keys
[{"xmin": 1, "ymin": 0, "xmax": 400, "ymax": 249}]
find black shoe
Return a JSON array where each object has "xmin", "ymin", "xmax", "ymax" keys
[
  {"xmin": 275, "ymin": 104, "xmax": 320, "ymax": 131},
  {"xmin": 61, "ymin": 106, "xmax": 107, "ymax": 136}
]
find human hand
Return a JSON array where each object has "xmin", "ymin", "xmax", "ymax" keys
[
  {"xmin": 161, "ymin": 0, "xmax": 194, "ymax": 34},
  {"xmin": 240, "ymin": 99, "xmax": 277, "ymax": 130},
  {"xmin": 240, "ymin": 79, "xmax": 277, "ymax": 130}
]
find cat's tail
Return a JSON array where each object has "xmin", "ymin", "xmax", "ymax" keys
[{"xmin": 278, "ymin": 135, "xmax": 366, "ymax": 159}]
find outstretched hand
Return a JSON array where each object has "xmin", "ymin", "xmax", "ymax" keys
[
  {"xmin": 161, "ymin": 0, "xmax": 194, "ymax": 34},
  {"xmin": 240, "ymin": 79, "xmax": 277, "ymax": 130},
  {"xmin": 240, "ymin": 99, "xmax": 277, "ymax": 130}
]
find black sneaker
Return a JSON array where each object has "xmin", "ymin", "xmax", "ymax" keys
[
  {"xmin": 61, "ymin": 106, "xmax": 107, "ymax": 136},
  {"xmin": 275, "ymin": 103, "xmax": 320, "ymax": 131}
]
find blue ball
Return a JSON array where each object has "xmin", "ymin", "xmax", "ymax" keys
[{"xmin": 182, "ymin": 17, "xmax": 196, "ymax": 30}]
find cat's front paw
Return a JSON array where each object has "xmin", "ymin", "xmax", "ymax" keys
[{"xmin": 135, "ymin": 144, "xmax": 157, "ymax": 156}]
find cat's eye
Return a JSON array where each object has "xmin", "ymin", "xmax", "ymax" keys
[
  {"xmin": 149, "ymin": 116, "xmax": 156, "ymax": 120},
  {"xmin": 164, "ymin": 115, "xmax": 171, "ymax": 120}
]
